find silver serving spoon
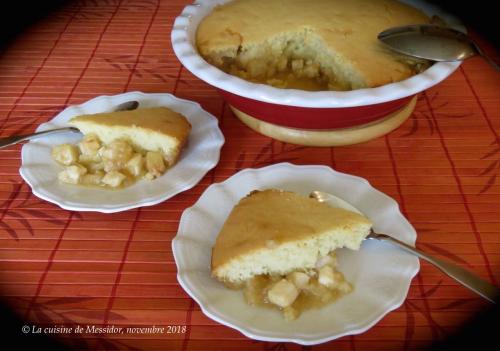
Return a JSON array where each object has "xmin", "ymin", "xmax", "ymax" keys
[
  {"xmin": 378, "ymin": 24, "xmax": 499, "ymax": 71},
  {"xmin": 0, "ymin": 100, "xmax": 139, "ymax": 149},
  {"xmin": 309, "ymin": 190, "xmax": 499, "ymax": 303}
]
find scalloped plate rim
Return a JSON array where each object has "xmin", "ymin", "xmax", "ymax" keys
[
  {"xmin": 19, "ymin": 91, "xmax": 225, "ymax": 213},
  {"xmin": 173, "ymin": 162, "xmax": 419, "ymax": 345}
]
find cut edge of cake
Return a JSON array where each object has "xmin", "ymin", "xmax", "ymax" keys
[
  {"xmin": 196, "ymin": 0, "xmax": 430, "ymax": 91},
  {"xmin": 211, "ymin": 189, "xmax": 373, "ymax": 284},
  {"xmin": 69, "ymin": 107, "xmax": 191, "ymax": 166},
  {"xmin": 199, "ymin": 28, "xmax": 367, "ymax": 90}
]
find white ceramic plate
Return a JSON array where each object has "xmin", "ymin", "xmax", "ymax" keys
[
  {"xmin": 19, "ymin": 91, "xmax": 224, "ymax": 213},
  {"xmin": 173, "ymin": 163, "xmax": 419, "ymax": 345}
]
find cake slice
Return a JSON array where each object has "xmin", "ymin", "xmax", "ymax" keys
[
  {"xmin": 211, "ymin": 189, "xmax": 372, "ymax": 284},
  {"xmin": 69, "ymin": 107, "xmax": 191, "ymax": 166}
]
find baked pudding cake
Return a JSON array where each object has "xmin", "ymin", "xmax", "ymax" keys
[
  {"xmin": 211, "ymin": 189, "xmax": 372, "ymax": 320},
  {"xmin": 197, "ymin": 0, "xmax": 430, "ymax": 91},
  {"xmin": 52, "ymin": 107, "xmax": 191, "ymax": 188}
]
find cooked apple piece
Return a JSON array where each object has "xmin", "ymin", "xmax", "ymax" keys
[
  {"xmin": 143, "ymin": 173, "xmax": 154, "ymax": 181},
  {"xmin": 126, "ymin": 153, "xmax": 144, "ymax": 177},
  {"xmin": 101, "ymin": 170, "xmax": 127, "ymax": 188},
  {"xmin": 243, "ymin": 276, "xmax": 267, "ymax": 306},
  {"xmin": 247, "ymin": 59, "xmax": 267, "ymax": 77},
  {"xmin": 84, "ymin": 161, "xmax": 104, "ymax": 173},
  {"xmin": 267, "ymin": 279, "xmax": 299, "ymax": 308},
  {"xmin": 52, "ymin": 144, "xmax": 80, "ymax": 166},
  {"xmin": 319, "ymin": 267, "xmax": 352, "ymax": 294},
  {"xmin": 79, "ymin": 153, "xmax": 101, "ymax": 165},
  {"xmin": 315, "ymin": 253, "xmax": 337, "ymax": 269},
  {"xmin": 82, "ymin": 171, "xmax": 104, "ymax": 186},
  {"xmin": 303, "ymin": 60, "xmax": 320, "ymax": 78},
  {"xmin": 99, "ymin": 139, "xmax": 134, "ymax": 172},
  {"xmin": 287, "ymin": 271, "xmax": 310, "ymax": 289},
  {"xmin": 78, "ymin": 133, "xmax": 101, "ymax": 157},
  {"xmin": 145, "ymin": 151, "xmax": 166, "ymax": 178},
  {"xmin": 283, "ymin": 305, "xmax": 299, "ymax": 321},
  {"xmin": 58, "ymin": 164, "xmax": 87, "ymax": 184},
  {"xmin": 337, "ymin": 280, "xmax": 353, "ymax": 294}
]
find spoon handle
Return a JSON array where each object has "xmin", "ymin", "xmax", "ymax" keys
[
  {"xmin": 369, "ymin": 232, "xmax": 499, "ymax": 303},
  {"xmin": 472, "ymin": 42, "xmax": 500, "ymax": 71},
  {"xmin": 0, "ymin": 127, "xmax": 80, "ymax": 149},
  {"xmin": 0, "ymin": 100, "xmax": 139, "ymax": 149}
]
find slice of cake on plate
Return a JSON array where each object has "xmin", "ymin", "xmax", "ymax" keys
[
  {"xmin": 69, "ymin": 107, "xmax": 191, "ymax": 166},
  {"xmin": 52, "ymin": 107, "xmax": 191, "ymax": 188},
  {"xmin": 211, "ymin": 189, "xmax": 372, "ymax": 320}
]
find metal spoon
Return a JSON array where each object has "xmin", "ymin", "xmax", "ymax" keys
[
  {"xmin": 0, "ymin": 100, "xmax": 139, "ymax": 149},
  {"xmin": 309, "ymin": 190, "xmax": 500, "ymax": 303},
  {"xmin": 378, "ymin": 24, "xmax": 499, "ymax": 71}
]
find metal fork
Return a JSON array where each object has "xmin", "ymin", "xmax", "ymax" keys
[
  {"xmin": 310, "ymin": 190, "xmax": 499, "ymax": 303},
  {"xmin": 0, "ymin": 100, "xmax": 139, "ymax": 149}
]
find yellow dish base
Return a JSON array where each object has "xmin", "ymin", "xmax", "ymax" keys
[{"xmin": 231, "ymin": 95, "xmax": 417, "ymax": 147}]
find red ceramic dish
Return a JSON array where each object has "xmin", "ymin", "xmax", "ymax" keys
[
  {"xmin": 171, "ymin": 0, "xmax": 462, "ymax": 131},
  {"xmin": 218, "ymin": 89, "xmax": 415, "ymax": 129}
]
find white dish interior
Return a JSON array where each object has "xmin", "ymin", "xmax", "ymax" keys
[
  {"xmin": 173, "ymin": 163, "xmax": 419, "ymax": 345},
  {"xmin": 171, "ymin": 0, "xmax": 463, "ymax": 108}
]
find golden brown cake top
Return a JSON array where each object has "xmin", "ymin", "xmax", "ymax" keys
[
  {"xmin": 70, "ymin": 107, "xmax": 191, "ymax": 142},
  {"xmin": 211, "ymin": 189, "xmax": 372, "ymax": 272},
  {"xmin": 197, "ymin": 0, "xmax": 430, "ymax": 88}
]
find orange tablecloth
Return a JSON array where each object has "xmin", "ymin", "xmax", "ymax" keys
[{"xmin": 1, "ymin": 1, "xmax": 499, "ymax": 350}]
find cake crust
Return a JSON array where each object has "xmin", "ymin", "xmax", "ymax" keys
[
  {"xmin": 70, "ymin": 107, "xmax": 191, "ymax": 143},
  {"xmin": 197, "ymin": 0, "xmax": 430, "ymax": 90},
  {"xmin": 211, "ymin": 189, "xmax": 372, "ymax": 283}
]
